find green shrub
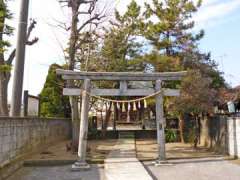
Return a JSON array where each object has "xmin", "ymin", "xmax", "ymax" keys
[{"xmin": 165, "ymin": 129, "xmax": 177, "ymax": 142}]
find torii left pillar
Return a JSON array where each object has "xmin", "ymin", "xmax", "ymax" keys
[
  {"xmin": 155, "ymin": 79, "xmax": 167, "ymax": 165},
  {"xmin": 72, "ymin": 79, "xmax": 91, "ymax": 171}
]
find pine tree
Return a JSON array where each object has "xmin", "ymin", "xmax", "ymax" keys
[
  {"xmin": 0, "ymin": 1, "xmax": 14, "ymax": 115},
  {"xmin": 141, "ymin": 0, "xmax": 225, "ymax": 144},
  {"xmin": 144, "ymin": 0, "xmax": 204, "ymax": 55},
  {"xmin": 99, "ymin": 0, "xmax": 143, "ymax": 72}
]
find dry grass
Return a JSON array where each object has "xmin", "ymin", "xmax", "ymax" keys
[
  {"xmin": 135, "ymin": 139, "xmax": 221, "ymax": 161},
  {"xmin": 26, "ymin": 139, "xmax": 222, "ymax": 163},
  {"xmin": 26, "ymin": 139, "xmax": 117, "ymax": 163}
]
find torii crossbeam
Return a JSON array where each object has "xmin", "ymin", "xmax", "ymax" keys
[{"xmin": 56, "ymin": 69, "xmax": 186, "ymax": 170}]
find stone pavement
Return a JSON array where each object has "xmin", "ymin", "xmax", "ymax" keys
[
  {"xmin": 144, "ymin": 157, "xmax": 240, "ymax": 180},
  {"xmin": 104, "ymin": 136, "xmax": 153, "ymax": 180}
]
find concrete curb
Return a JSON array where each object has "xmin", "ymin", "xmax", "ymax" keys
[
  {"xmin": 23, "ymin": 160, "xmax": 76, "ymax": 167},
  {"xmin": 23, "ymin": 159, "xmax": 104, "ymax": 167}
]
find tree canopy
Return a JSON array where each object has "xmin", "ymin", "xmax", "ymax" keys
[{"xmin": 39, "ymin": 0, "xmax": 226, "ymax": 120}]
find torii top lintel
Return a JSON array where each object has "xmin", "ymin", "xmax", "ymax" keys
[{"xmin": 56, "ymin": 69, "xmax": 187, "ymax": 81}]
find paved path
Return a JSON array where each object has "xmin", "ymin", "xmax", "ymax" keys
[
  {"xmin": 104, "ymin": 137, "xmax": 153, "ymax": 180},
  {"xmin": 144, "ymin": 157, "xmax": 240, "ymax": 180},
  {"xmin": 7, "ymin": 164, "xmax": 105, "ymax": 180}
]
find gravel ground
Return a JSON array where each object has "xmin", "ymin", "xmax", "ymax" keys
[
  {"xmin": 7, "ymin": 164, "xmax": 105, "ymax": 180},
  {"xmin": 144, "ymin": 157, "xmax": 240, "ymax": 180}
]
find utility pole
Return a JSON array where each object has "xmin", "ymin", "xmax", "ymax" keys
[{"xmin": 10, "ymin": 0, "xmax": 29, "ymax": 116}]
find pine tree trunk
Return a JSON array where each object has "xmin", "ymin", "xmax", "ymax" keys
[
  {"xmin": 113, "ymin": 103, "xmax": 118, "ymax": 130},
  {"xmin": 0, "ymin": 71, "xmax": 10, "ymax": 116},
  {"xmin": 200, "ymin": 115, "xmax": 210, "ymax": 147},
  {"xmin": 140, "ymin": 105, "xmax": 145, "ymax": 129},
  {"xmin": 0, "ymin": 2, "xmax": 8, "ymax": 116},
  {"xmin": 194, "ymin": 115, "xmax": 200, "ymax": 148},
  {"xmin": 178, "ymin": 114, "xmax": 185, "ymax": 143},
  {"xmin": 102, "ymin": 103, "xmax": 112, "ymax": 137}
]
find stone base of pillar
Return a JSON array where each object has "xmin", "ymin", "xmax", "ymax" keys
[
  {"xmin": 71, "ymin": 161, "xmax": 90, "ymax": 171},
  {"xmin": 154, "ymin": 159, "xmax": 172, "ymax": 166}
]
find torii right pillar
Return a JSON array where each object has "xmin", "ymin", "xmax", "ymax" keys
[{"xmin": 155, "ymin": 79, "xmax": 167, "ymax": 164}]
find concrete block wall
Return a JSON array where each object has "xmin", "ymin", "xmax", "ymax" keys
[
  {"xmin": 0, "ymin": 117, "xmax": 71, "ymax": 169},
  {"xmin": 227, "ymin": 117, "xmax": 240, "ymax": 158}
]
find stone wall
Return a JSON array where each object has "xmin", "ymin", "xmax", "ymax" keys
[
  {"xmin": 0, "ymin": 117, "xmax": 71, "ymax": 178},
  {"xmin": 227, "ymin": 117, "xmax": 240, "ymax": 158}
]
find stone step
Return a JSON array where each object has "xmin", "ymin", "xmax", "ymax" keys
[{"xmin": 118, "ymin": 131, "xmax": 135, "ymax": 139}]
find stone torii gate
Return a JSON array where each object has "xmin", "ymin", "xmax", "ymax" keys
[{"xmin": 56, "ymin": 69, "xmax": 186, "ymax": 170}]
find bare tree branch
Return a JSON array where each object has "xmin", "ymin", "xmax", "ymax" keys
[
  {"xmin": 6, "ymin": 49, "xmax": 16, "ymax": 65},
  {"xmin": 26, "ymin": 19, "xmax": 36, "ymax": 39},
  {"xmin": 26, "ymin": 37, "xmax": 39, "ymax": 45},
  {"xmin": 77, "ymin": 13, "xmax": 106, "ymax": 33},
  {"xmin": 26, "ymin": 19, "xmax": 39, "ymax": 45},
  {"xmin": 46, "ymin": 19, "xmax": 70, "ymax": 31},
  {"xmin": 6, "ymin": 19, "xmax": 38, "ymax": 65}
]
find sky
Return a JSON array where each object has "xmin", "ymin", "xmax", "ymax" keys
[{"xmin": 6, "ymin": 0, "xmax": 240, "ymax": 100}]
